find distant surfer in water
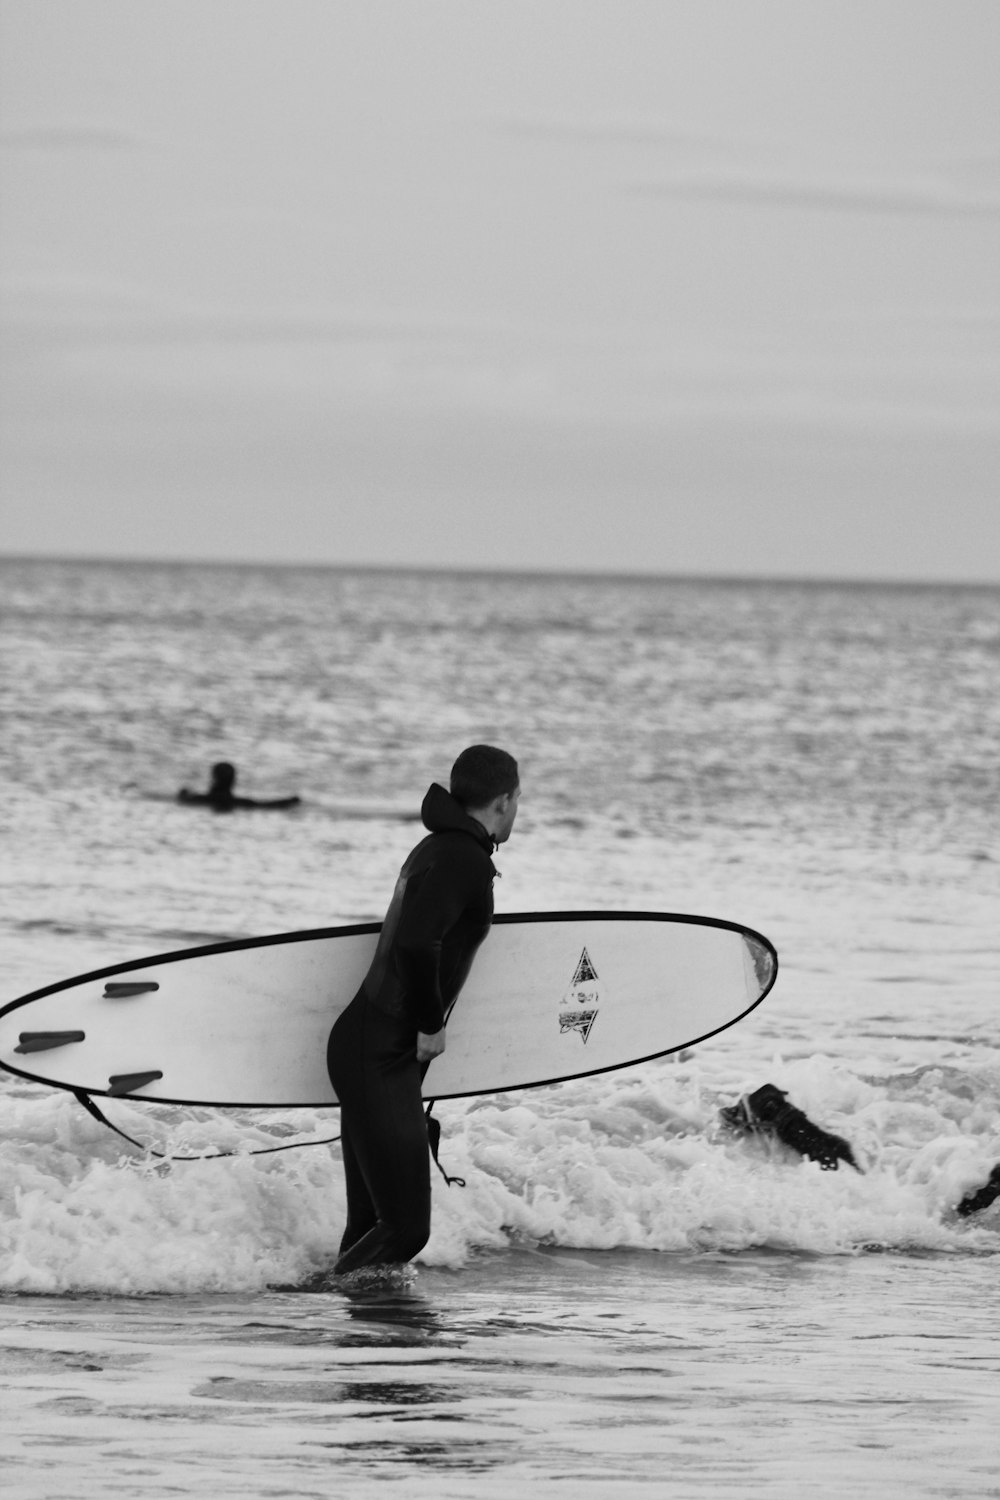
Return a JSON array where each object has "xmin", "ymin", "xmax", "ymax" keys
[
  {"xmin": 326, "ymin": 744, "xmax": 521, "ymax": 1277},
  {"xmin": 956, "ymin": 1163, "xmax": 1000, "ymax": 1217},
  {"xmin": 720, "ymin": 1083, "xmax": 862, "ymax": 1172},
  {"xmin": 176, "ymin": 761, "xmax": 300, "ymax": 813}
]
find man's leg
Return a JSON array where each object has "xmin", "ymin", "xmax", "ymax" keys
[
  {"xmin": 333, "ymin": 1034, "xmax": 431, "ymax": 1273},
  {"xmin": 337, "ymin": 1116, "xmax": 378, "ymax": 1257}
]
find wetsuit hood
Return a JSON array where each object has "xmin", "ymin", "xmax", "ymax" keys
[{"xmin": 420, "ymin": 782, "xmax": 495, "ymax": 854}]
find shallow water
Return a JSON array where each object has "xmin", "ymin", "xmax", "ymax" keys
[
  {"xmin": 4, "ymin": 1251, "xmax": 998, "ymax": 1500},
  {"xmin": 1, "ymin": 560, "xmax": 998, "ymax": 1495}
]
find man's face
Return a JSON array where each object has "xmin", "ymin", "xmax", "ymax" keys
[{"xmin": 494, "ymin": 784, "xmax": 521, "ymax": 844}]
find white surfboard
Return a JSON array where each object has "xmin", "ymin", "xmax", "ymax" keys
[{"xmin": 0, "ymin": 912, "xmax": 777, "ymax": 1108}]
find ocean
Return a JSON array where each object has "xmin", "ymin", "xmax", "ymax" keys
[{"xmin": 1, "ymin": 557, "xmax": 997, "ymax": 1498}]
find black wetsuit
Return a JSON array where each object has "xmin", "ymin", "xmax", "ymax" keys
[{"xmin": 327, "ymin": 783, "xmax": 496, "ymax": 1273}]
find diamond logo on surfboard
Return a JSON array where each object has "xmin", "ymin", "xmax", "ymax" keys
[{"xmin": 559, "ymin": 947, "xmax": 601, "ymax": 1043}]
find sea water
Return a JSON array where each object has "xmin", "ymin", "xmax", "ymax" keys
[{"xmin": 0, "ymin": 558, "xmax": 997, "ymax": 1498}]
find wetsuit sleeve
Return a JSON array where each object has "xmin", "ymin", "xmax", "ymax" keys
[{"xmin": 392, "ymin": 848, "xmax": 488, "ymax": 1034}]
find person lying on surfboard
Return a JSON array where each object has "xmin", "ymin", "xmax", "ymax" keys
[
  {"xmin": 176, "ymin": 761, "xmax": 300, "ymax": 812},
  {"xmin": 326, "ymin": 744, "xmax": 521, "ymax": 1278},
  {"xmin": 719, "ymin": 1083, "xmax": 862, "ymax": 1172}
]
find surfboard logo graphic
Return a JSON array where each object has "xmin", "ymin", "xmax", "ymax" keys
[{"xmin": 559, "ymin": 947, "xmax": 600, "ymax": 1043}]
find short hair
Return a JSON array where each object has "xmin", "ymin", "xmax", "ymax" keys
[
  {"xmin": 450, "ymin": 745, "xmax": 519, "ymax": 808},
  {"xmin": 211, "ymin": 762, "xmax": 236, "ymax": 788}
]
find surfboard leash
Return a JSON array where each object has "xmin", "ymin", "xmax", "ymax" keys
[
  {"xmin": 70, "ymin": 1088, "xmax": 343, "ymax": 1163},
  {"xmin": 70, "ymin": 1088, "xmax": 465, "ymax": 1181},
  {"xmin": 424, "ymin": 1100, "xmax": 466, "ymax": 1188}
]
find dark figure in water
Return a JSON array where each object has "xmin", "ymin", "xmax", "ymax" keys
[
  {"xmin": 722, "ymin": 1085, "xmax": 1000, "ymax": 1218},
  {"xmin": 177, "ymin": 761, "xmax": 300, "ymax": 813},
  {"xmin": 720, "ymin": 1082, "xmax": 863, "ymax": 1172},
  {"xmin": 956, "ymin": 1163, "xmax": 1000, "ymax": 1217}
]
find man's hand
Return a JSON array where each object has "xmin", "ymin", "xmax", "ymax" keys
[{"xmin": 416, "ymin": 1027, "xmax": 446, "ymax": 1063}]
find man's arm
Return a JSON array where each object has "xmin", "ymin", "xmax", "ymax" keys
[
  {"xmin": 416, "ymin": 1027, "xmax": 446, "ymax": 1063},
  {"xmin": 393, "ymin": 846, "xmax": 487, "ymax": 1036}
]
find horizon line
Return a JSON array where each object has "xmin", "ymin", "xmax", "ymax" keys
[{"xmin": 1, "ymin": 550, "xmax": 997, "ymax": 592}]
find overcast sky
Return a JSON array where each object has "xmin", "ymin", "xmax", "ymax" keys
[{"xmin": 2, "ymin": 1, "xmax": 998, "ymax": 581}]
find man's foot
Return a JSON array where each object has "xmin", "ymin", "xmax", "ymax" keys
[
  {"xmin": 334, "ymin": 1263, "xmax": 418, "ymax": 1292},
  {"xmin": 268, "ymin": 1262, "xmax": 420, "ymax": 1294},
  {"xmin": 268, "ymin": 1267, "xmax": 338, "ymax": 1293}
]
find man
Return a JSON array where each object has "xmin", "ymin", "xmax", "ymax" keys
[{"xmin": 327, "ymin": 745, "xmax": 520, "ymax": 1275}]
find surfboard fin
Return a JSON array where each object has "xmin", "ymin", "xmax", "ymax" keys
[
  {"xmin": 16, "ymin": 1030, "xmax": 86, "ymax": 1053},
  {"xmin": 107, "ymin": 1070, "xmax": 164, "ymax": 1096}
]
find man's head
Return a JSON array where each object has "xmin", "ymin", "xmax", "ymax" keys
[
  {"xmin": 210, "ymin": 762, "xmax": 236, "ymax": 791},
  {"xmin": 450, "ymin": 744, "xmax": 520, "ymax": 844}
]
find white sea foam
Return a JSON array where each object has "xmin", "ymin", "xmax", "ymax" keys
[{"xmin": 2, "ymin": 1048, "xmax": 996, "ymax": 1296}]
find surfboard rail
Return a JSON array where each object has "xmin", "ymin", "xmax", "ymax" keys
[{"xmin": 0, "ymin": 911, "xmax": 778, "ymax": 1107}]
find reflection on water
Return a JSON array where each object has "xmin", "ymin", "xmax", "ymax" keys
[
  {"xmin": 192, "ymin": 1373, "xmax": 455, "ymax": 1410},
  {"xmin": 341, "ymin": 1380, "xmax": 458, "ymax": 1411},
  {"xmin": 340, "ymin": 1285, "xmax": 455, "ymax": 1348},
  {"xmin": 313, "ymin": 1438, "xmax": 501, "ymax": 1471}
]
